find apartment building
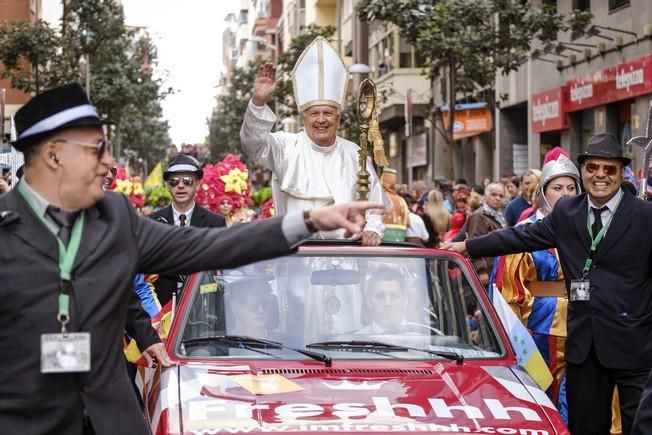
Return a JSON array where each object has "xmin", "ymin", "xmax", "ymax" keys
[{"xmin": 495, "ymin": 0, "xmax": 652, "ymax": 179}]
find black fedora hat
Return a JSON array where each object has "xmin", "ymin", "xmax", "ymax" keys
[
  {"xmin": 12, "ymin": 83, "xmax": 105, "ymax": 152},
  {"xmin": 577, "ymin": 133, "xmax": 631, "ymax": 166},
  {"xmin": 163, "ymin": 153, "xmax": 203, "ymax": 181}
]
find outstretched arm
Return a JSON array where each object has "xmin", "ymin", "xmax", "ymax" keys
[{"xmin": 443, "ymin": 215, "xmax": 556, "ymax": 259}]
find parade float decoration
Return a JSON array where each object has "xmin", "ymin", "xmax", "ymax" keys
[
  {"xmin": 196, "ymin": 154, "xmax": 252, "ymax": 224},
  {"xmin": 145, "ymin": 184, "xmax": 172, "ymax": 210},
  {"xmin": 259, "ymin": 197, "xmax": 275, "ymax": 219},
  {"xmin": 112, "ymin": 167, "xmax": 145, "ymax": 210}
]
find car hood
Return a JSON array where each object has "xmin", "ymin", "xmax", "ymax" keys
[{"xmin": 152, "ymin": 362, "xmax": 565, "ymax": 435}]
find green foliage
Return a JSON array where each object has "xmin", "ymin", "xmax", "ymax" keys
[
  {"xmin": 250, "ymin": 186, "xmax": 273, "ymax": 206},
  {"xmin": 357, "ymin": 0, "xmax": 587, "ymax": 179},
  {"xmin": 0, "ymin": 0, "xmax": 171, "ymax": 169},
  {"xmin": 206, "ymin": 61, "xmax": 260, "ymax": 160},
  {"xmin": 357, "ymin": 0, "xmax": 574, "ymax": 95},
  {"xmin": 273, "ymin": 24, "xmax": 337, "ymax": 118},
  {"xmin": 0, "ymin": 20, "xmax": 61, "ymax": 93}
]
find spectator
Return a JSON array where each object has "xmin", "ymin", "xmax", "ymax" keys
[
  {"xmin": 504, "ymin": 169, "xmax": 541, "ymax": 226},
  {"xmin": 504, "ymin": 176, "xmax": 520, "ymax": 201},
  {"xmin": 466, "ymin": 182, "xmax": 506, "ymax": 285},
  {"xmin": 422, "ymin": 189, "xmax": 450, "ymax": 244}
]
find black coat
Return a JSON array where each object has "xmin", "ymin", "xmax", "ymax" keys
[
  {"xmin": 467, "ymin": 191, "xmax": 652, "ymax": 369},
  {"xmin": 0, "ymin": 190, "xmax": 291, "ymax": 435},
  {"xmin": 148, "ymin": 204, "xmax": 225, "ymax": 304}
]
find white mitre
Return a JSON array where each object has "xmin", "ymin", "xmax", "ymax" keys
[{"xmin": 292, "ymin": 36, "xmax": 348, "ymax": 112}]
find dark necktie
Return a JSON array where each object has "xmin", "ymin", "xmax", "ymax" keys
[
  {"xmin": 46, "ymin": 205, "xmax": 78, "ymax": 246},
  {"xmin": 179, "ymin": 214, "xmax": 187, "ymax": 227},
  {"xmin": 591, "ymin": 206, "xmax": 607, "ymax": 236}
]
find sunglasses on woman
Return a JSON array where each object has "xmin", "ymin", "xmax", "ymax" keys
[
  {"xmin": 168, "ymin": 176, "xmax": 195, "ymax": 187},
  {"xmin": 584, "ymin": 162, "xmax": 619, "ymax": 176},
  {"xmin": 53, "ymin": 138, "xmax": 112, "ymax": 160}
]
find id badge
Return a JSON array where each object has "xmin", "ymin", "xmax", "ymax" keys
[
  {"xmin": 41, "ymin": 332, "xmax": 91, "ymax": 373},
  {"xmin": 569, "ymin": 279, "xmax": 591, "ymax": 302}
]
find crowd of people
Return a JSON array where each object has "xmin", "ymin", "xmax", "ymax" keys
[{"xmin": 2, "ymin": 33, "xmax": 652, "ymax": 435}]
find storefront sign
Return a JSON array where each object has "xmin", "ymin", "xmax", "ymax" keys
[
  {"xmin": 441, "ymin": 108, "xmax": 492, "ymax": 140},
  {"xmin": 531, "ymin": 87, "xmax": 567, "ymax": 132},
  {"xmin": 406, "ymin": 132, "xmax": 427, "ymax": 167},
  {"xmin": 565, "ymin": 54, "xmax": 652, "ymax": 112}
]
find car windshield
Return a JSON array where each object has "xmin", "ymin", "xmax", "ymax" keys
[{"xmin": 176, "ymin": 254, "xmax": 503, "ymax": 360}]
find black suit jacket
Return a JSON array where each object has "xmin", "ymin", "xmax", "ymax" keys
[
  {"xmin": 148, "ymin": 204, "xmax": 225, "ymax": 304},
  {"xmin": 467, "ymin": 191, "xmax": 652, "ymax": 369},
  {"xmin": 0, "ymin": 190, "xmax": 291, "ymax": 435},
  {"xmin": 149, "ymin": 203, "xmax": 226, "ymax": 228}
]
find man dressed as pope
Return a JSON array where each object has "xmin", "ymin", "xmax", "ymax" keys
[{"xmin": 240, "ymin": 36, "xmax": 386, "ymax": 246}]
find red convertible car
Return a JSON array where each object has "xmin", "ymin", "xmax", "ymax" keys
[{"xmin": 138, "ymin": 242, "xmax": 569, "ymax": 435}]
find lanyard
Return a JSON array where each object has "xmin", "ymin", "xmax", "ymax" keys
[
  {"xmin": 582, "ymin": 191, "xmax": 622, "ymax": 277},
  {"xmin": 17, "ymin": 182, "xmax": 85, "ymax": 333}
]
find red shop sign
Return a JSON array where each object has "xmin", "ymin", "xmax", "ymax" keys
[
  {"xmin": 566, "ymin": 54, "xmax": 652, "ymax": 112},
  {"xmin": 532, "ymin": 86, "xmax": 567, "ymax": 132}
]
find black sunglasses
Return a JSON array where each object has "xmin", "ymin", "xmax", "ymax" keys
[
  {"xmin": 53, "ymin": 138, "xmax": 112, "ymax": 161},
  {"xmin": 168, "ymin": 176, "xmax": 195, "ymax": 187}
]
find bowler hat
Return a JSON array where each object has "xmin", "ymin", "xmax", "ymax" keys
[
  {"xmin": 12, "ymin": 83, "xmax": 105, "ymax": 152},
  {"xmin": 577, "ymin": 133, "xmax": 631, "ymax": 165},
  {"xmin": 163, "ymin": 153, "xmax": 203, "ymax": 180}
]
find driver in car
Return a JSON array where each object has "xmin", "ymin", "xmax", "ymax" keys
[{"xmin": 357, "ymin": 269, "xmax": 411, "ymax": 334}]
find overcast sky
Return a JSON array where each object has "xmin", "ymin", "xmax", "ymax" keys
[{"xmin": 43, "ymin": 0, "xmax": 236, "ymax": 145}]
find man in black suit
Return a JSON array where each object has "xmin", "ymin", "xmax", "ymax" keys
[
  {"xmin": 445, "ymin": 133, "xmax": 652, "ymax": 435},
  {"xmin": 0, "ymin": 83, "xmax": 381, "ymax": 435},
  {"xmin": 149, "ymin": 153, "xmax": 225, "ymax": 305}
]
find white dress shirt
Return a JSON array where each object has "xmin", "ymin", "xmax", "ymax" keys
[
  {"xmin": 172, "ymin": 203, "xmax": 195, "ymax": 227},
  {"xmin": 587, "ymin": 189, "xmax": 623, "ymax": 233}
]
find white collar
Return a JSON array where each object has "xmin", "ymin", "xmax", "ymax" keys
[
  {"xmin": 302, "ymin": 131, "xmax": 338, "ymax": 154},
  {"xmin": 587, "ymin": 189, "xmax": 623, "ymax": 212},
  {"xmin": 172, "ymin": 202, "xmax": 195, "ymax": 224}
]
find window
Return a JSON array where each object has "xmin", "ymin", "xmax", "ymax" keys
[
  {"xmin": 370, "ymin": 33, "xmax": 395, "ymax": 78},
  {"xmin": 609, "ymin": 0, "xmax": 629, "ymax": 11},
  {"xmin": 399, "ymin": 37, "xmax": 413, "ymax": 68},
  {"xmin": 572, "ymin": 0, "xmax": 590, "ymax": 11},
  {"xmin": 177, "ymin": 255, "xmax": 502, "ymax": 360}
]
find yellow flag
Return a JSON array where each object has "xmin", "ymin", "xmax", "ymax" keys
[{"xmin": 144, "ymin": 162, "xmax": 164, "ymax": 187}]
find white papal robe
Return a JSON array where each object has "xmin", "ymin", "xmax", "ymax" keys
[{"xmin": 240, "ymin": 101, "xmax": 386, "ymax": 239}]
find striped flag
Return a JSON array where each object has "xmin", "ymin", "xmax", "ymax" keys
[
  {"xmin": 124, "ymin": 299, "xmax": 173, "ymax": 365},
  {"xmin": 490, "ymin": 284, "xmax": 553, "ymax": 390}
]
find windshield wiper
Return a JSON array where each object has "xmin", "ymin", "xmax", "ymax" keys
[
  {"xmin": 182, "ymin": 335, "xmax": 332, "ymax": 366},
  {"xmin": 307, "ymin": 340, "xmax": 463, "ymax": 365}
]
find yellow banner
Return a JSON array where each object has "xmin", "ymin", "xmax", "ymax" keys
[{"xmin": 145, "ymin": 162, "xmax": 164, "ymax": 187}]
